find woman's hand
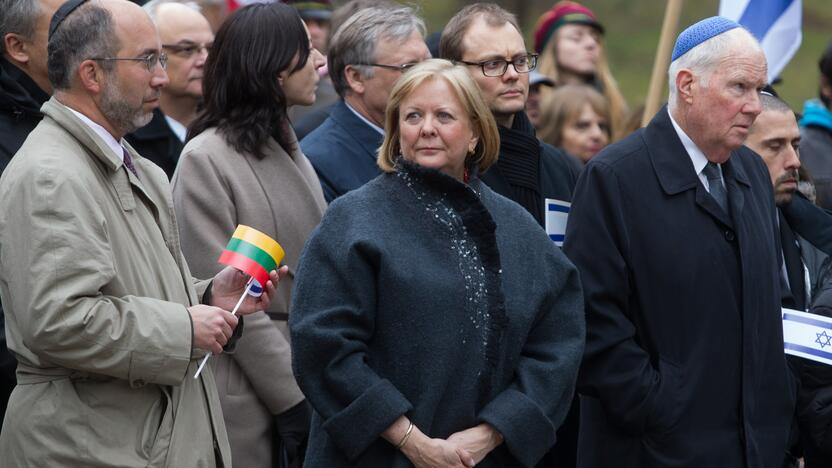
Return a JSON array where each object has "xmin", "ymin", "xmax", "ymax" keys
[
  {"xmin": 446, "ymin": 424, "xmax": 504, "ymax": 465},
  {"xmin": 209, "ymin": 266, "xmax": 288, "ymax": 314},
  {"xmin": 382, "ymin": 417, "xmax": 474, "ymax": 468},
  {"xmin": 401, "ymin": 433, "xmax": 475, "ymax": 468}
]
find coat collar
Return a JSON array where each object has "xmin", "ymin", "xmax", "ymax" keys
[
  {"xmin": 645, "ymin": 106, "xmax": 751, "ymax": 227},
  {"xmin": 329, "ymin": 100, "xmax": 385, "ymax": 161},
  {"xmin": 646, "ymin": 106, "xmax": 751, "ymax": 194}
]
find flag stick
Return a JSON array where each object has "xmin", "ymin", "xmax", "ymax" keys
[
  {"xmin": 642, "ymin": 0, "xmax": 684, "ymax": 127},
  {"xmin": 194, "ymin": 277, "xmax": 254, "ymax": 379}
]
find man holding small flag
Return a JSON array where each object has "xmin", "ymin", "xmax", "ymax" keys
[{"xmin": 0, "ymin": 1, "xmax": 285, "ymax": 466}]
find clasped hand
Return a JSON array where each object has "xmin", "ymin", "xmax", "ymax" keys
[
  {"xmin": 189, "ymin": 266, "xmax": 288, "ymax": 354},
  {"xmin": 397, "ymin": 422, "xmax": 503, "ymax": 468}
]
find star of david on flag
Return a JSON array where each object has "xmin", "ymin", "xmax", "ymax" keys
[{"xmin": 783, "ymin": 308, "xmax": 832, "ymax": 365}]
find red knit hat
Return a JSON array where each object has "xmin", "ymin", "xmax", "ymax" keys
[{"xmin": 533, "ymin": 1, "xmax": 604, "ymax": 54}]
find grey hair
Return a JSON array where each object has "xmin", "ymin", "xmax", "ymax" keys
[
  {"xmin": 0, "ymin": 0, "xmax": 39, "ymax": 54},
  {"xmin": 143, "ymin": 0, "xmax": 201, "ymax": 21},
  {"xmin": 48, "ymin": 2, "xmax": 120, "ymax": 91},
  {"xmin": 667, "ymin": 27, "xmax": 763, "ymax": 107},
  {"xmin": 329, "ymin": 5, "xmax": 426, "ymax": 98}
]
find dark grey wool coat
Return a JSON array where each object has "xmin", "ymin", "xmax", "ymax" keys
[{"xmin": 290, "ymin": 162, "xmax": 585, "ymax": 467}]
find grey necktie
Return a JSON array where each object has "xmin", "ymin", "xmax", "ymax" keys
[{"xmin": 703, "ymin": 162, "xmax": 727, "ymax": 212}]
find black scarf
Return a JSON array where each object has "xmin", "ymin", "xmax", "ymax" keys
[{"xmin": 496, "ymin": 111, "xmax": 543, "ymax": 224}]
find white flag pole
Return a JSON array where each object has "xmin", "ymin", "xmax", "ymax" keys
[{"xmin": 194, "ymin": 278, "xmax": 254, "ymax": 379}]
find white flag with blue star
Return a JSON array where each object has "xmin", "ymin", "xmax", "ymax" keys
[{"xmin": 783, "ymin": 308, "xmax": 832, "ymax": 365}]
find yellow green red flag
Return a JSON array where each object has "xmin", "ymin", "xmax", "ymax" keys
[{"xmin": 218, "ymin": 225, "xmax": 285, "ymax": 286}]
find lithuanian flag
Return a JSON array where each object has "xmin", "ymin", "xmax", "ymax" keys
[{"xmin": 218, "ymin": 225, "xmax": 285, "ymax": 286}]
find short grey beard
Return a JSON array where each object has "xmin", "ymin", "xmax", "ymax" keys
[{"xmin": 99, "ymin": 83, "xmax": 153, "ymax": 135}]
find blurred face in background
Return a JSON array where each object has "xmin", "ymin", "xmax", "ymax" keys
[
  {"xmin": 745, "ymin": 109, "xmax": 801, "ymax": 205},
  {"xmin": 555, "ymin": 24, "xmax": 600, "ymax": 80},
  {"xmin": 303, "ymin": 17, "xmax": 330, "ymax": 52},
  {"xmin": 157, "ymin": 3, "xmax": 214, "ymax": 100},
  {"xmin": 561, "ymin": 102, "xmax": 609, "ymax": 162}
]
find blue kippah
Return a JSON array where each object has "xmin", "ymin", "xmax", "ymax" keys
[{"xmin": 671, "ymin": 16, "xmax": 740, "ymax": 61}]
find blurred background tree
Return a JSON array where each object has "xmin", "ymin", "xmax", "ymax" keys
[{"xmin": 413, "ymin": 0, "xmax": 829, "ymax": 114}]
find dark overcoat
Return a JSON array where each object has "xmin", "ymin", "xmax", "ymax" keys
[
  {"xmin": 563, "ymin": 107, "xmax": 796, "ymax": 468},
  {"xmin": 300, "ymin": 100, "xmax": 384, "ymax": 202}
]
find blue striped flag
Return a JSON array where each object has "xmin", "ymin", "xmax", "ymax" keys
[
  {"xmin": 783, "ymin": 308, "xmax": 832, "ymax": 365},
  {"xmin": 719, "ymin": 0, "xmax": 802, "ymax": 83}
]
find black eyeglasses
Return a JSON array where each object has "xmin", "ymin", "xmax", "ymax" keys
[
  {"xmin": 458, "ymin": 54, "xmax": 538, "ymax": 77},
  {"xmin": 90, "ymin": 52, "xmax": 168, "ymax": 72},
  {"xmin": 352, "ymin": 62, "xmax": 418, "ymax": 72},
  {"xmin": 163, "ymin": 42, "xmax": 212, "ymax": 58}
]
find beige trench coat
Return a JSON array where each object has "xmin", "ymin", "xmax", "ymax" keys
[
  {"xmin": 172, "ymin": 127, "xmax": 326, "ymax": 468},
  {"xmin": 0, "ymin": 98, "xmax": 231, "ymax": 467}
]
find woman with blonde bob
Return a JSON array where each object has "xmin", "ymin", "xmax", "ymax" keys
[
  {"xmin": 534, "ymin": 1, "xmax": 628, "ymax": 139},
  {"xmin": 538, "ymin": 84, "xmax": 611, "ymax": 164},
  {"xmin": 290, "ymin": 59, "xmax": 584, "ymax": 468}
]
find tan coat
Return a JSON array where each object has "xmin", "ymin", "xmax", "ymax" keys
[
  {"xmin": 0, "ymin": 98, "xmax": 231, "ymax": 467},
  {"xmin": 172, "ymin": 127, "xmax": 326, "ymax": 468}
]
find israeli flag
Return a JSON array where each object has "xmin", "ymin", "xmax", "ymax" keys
[
  {"xmin": 719, "ymin": 0, "xmax": 802, "ymax": 83},
  {"xmin": 545, "ymin": 198, "xmax": 570, "ymax": 246},
  {"xmin": 783, "ymin": 308, "xmax": 832, "ymax": 365}
]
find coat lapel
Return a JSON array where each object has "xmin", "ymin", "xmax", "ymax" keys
[{"xmin": 646, "ymin": 106, "xmax": 735, "ymax": 228}]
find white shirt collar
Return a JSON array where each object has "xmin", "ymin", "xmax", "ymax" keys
[
  {"xmin": 344, "ymin": 101, "xmax": 385, "ymax": 136},
  {"xmin": 164, "ymin": 115, "xmax": 187, "ymax": 143},
  {"xmin": 668, "ymin": 108, "xmax": 708, "ymax": 177},
  {"xmin": 67, "ymin": 107, "xmax": 125, "ymax": 162}
]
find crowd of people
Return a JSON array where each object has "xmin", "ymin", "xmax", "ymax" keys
[{"xmin": 0, "ymin": 0, "xmax": 831, "ymax": 467}]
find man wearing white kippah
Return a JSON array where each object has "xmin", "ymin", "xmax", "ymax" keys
[{"xmin": 564, "ymin": 16, "xmax": 795, "ymax": 467}]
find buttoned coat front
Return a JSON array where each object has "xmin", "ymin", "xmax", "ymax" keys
[
  {"xmin": 0, "ymin": 98, "xmax": 231, "ymax": 467},
  {"xmin": 564, "ymin": 107, "xmax": 797, "ymax": 467},
  {"xmin": 172, "ymin": 127, "xmax": 326, "ymax": 468}
]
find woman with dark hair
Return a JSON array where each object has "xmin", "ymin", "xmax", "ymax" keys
[{"xmin": 170, "ymin": 3, "xmax": 326, "ymax": 468}]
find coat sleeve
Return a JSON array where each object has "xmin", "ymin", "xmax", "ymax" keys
[
  {"xmin": 782, "ymin": 192, "xmax": 832, "ymax": 256},
  {"xmin": 563, "ymin": 161, "xmax": 670, "ymax": 435},
  {"xmin": 290, "ymin": 207, "xmax": 412, "ymax": 461},
  {"xmin": 1, "ymin": 162, "xmax": 192, "ymax": 385},
  {"xmin": 172, "ymin": 145, "xmax": 305, "ymax": 414},
  {"xmin": 477, "ymin": 246, "xmax": 585, "ymax": 467}
]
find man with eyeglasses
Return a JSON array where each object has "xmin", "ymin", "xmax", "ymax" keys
[
  {"xmin": 0, "ymin": 1, "xmax": 285, "ymax": 465},
  {"xmin": 440, "ymin": 3, "xmax": 578, "ymax": 233},
  {"xmin": 126, "ymin": 0, "xmax": 214, "ymax": 179},
  {"xmin": 301, "ymin": 5, "xmax": 430, "ymax": 202}
]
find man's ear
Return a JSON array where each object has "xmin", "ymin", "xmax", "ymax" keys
[
  {"xmin": 676, "ymin": 69, "xmax": 696, "ymax": 105},
  {"xmin": 3, "ymin": 33, "xmax": 31, "ymax": 65},
  {"xmin": 343, "ymin": 64, "xmax": 366, "ymax": 95},
  {"xmin": 77, "ymin": 59, "xmax": 105, "ymax": 95}
]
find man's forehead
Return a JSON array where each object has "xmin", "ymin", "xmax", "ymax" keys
[
  {"xmin": 374, "ymin": 31, "xmax": 428, "ymax": 61},
  {"xmin": 460, "ymin": 18, "xmax": 525, "ymax": 60},
  {"xmin": 754, "ymin": 110, "xmax": 799, "ymax": 138}
]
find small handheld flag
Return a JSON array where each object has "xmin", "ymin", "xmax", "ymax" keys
[
  {"xmin": 194, "ymin": 225, "xmax": 284, "ymax": 379},
  {"xmin": 218, "ymin": 225, "xmax": 285, "ymax": 288},
  {"xmin": 783, "ymin": 308, "xmax": 832, "ymax": 365}
]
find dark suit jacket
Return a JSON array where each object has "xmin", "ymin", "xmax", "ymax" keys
[
  {"xmin": 125, "ymin": 108, "xmax": 184, "ymax": 180},
  {"xmin": 564, "ymin": 107, "xmax": 796, "ymax": 468},
  {"xmin": 300, "ymin": 101, "xmax": 384, "ymax": 202}
]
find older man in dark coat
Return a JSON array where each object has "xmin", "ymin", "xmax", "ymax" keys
[{"xmin": 564, "ymin": 17, "xmax": 796, "ymax": 468}]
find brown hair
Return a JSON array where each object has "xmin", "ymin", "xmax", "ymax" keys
[
  {"xmin": 537, "ymin": 84, "xmax": 610, "ymax": 147},
  {"xmin": 536, "ymin": 25, "xmax": 628, "ymax": 141},
  {"xmin": 377, "ymin": 59, "xmax": 500, "ymax": 174},
  {"xmin": 439, "ymin": 3, "xmax": 519, "ymax": 62}
]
